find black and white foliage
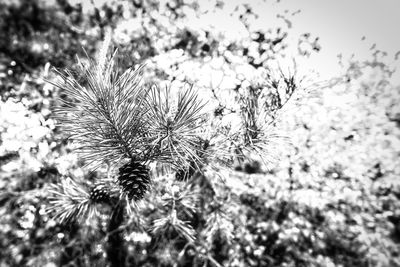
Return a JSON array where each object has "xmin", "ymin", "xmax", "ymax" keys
[
  {"xmin": 45, "ymin": 27, "xmax": 298, "ymax": 267},
  {"xmin": 47, "ymin": 41, "xmax": 211, "ymax": 222}
]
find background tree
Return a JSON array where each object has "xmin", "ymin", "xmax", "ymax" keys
[{"xmin": 1, "ymin": 0, "xmax": 399, "ymax": 267}]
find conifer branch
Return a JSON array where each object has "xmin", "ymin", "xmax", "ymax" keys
[
  {"xmin": 97, "ymin": 27, "xmax": 112, "ymax": 78},
  {"xmin": 152, "ymin": 209, "xmax": 196, "ymax": 243},
  {"xmin": 48, "ymin": 177, "xmax": 94, "ymax": 223},
  {"xmin": 50, "ymin": 53, "xmax": 150, "ymax": 168},
  {"xmin": 144, "ymin": 84, "xmax": 208, "ymax": 169}
]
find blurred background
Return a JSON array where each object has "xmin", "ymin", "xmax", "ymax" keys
[{"xmin": 0, "ymin": 0, "xmax": 399, "ymax": 266}]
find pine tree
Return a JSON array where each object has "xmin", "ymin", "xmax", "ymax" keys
[{"xmin": 47, "ymin": 30, "xmax": 298, "ymax": 267}]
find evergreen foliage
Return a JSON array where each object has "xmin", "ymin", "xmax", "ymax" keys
[{"xmin": 1, "ymin": 1, "xmax": 399, "ymax": 267}]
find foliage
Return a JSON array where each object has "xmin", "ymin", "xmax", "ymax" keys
[{"xmin": 1, "ymin": 0, "xmax": 400, "ymax": 267}]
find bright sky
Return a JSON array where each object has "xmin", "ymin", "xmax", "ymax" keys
[
  {"xmin": 262, "ymin": 0, "xmax": 400, "ymax": 81},
  {"xmin": 82, "ymin": 0, "xmax": 400, "ymax": 82}
]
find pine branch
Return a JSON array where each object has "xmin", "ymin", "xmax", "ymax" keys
[
  {"xmin": 236, "ymin": 78, "xmax": 292, "ymax": 166},
  {"xmin": 161, "ymin": 184, "xmax": 199, "ymax": 218},
  {"xmin": 50, "ymin": 53, "xmax": 150, "ymax": 168},
  {"xmin": 47, "ymin": 177, "xmax": 95, "ymax": 223},
  {"xmin": 97, "ymin": 28, "xmax": 112, "ymax": 78},
  {"xmin": 204, "ymin": 211, "xmax": 234, "ymax": 245},
  {"xmin": 197, "ymin": 120, "xmax": 242, "ymax": 170},
  {"xmin": 152, "ymin": 209, "xmax": 196, "ymax": 243},
  {"xmin": 144, "ymin": 84, "xmax": 207, "ymax": 169},
  {"xmin": 152, "ymin": 185, "xmax": 197, "ymax": 243}
]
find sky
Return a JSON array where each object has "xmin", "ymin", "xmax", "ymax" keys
[
  {"xmin": 261, "ymin": 0, "xmax": 400, "ymax": 81},
  {"xmin": 81, "ymin": 0, "xmax": 400, "ymax": 82},
  {"xmin": 282, "ymin": 0, "xmax": 400, "ymax": 54}
]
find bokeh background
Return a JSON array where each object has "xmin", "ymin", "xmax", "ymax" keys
[{"xmin": 1, "ymin": 0, "xmax": 399, "ymax": 266}]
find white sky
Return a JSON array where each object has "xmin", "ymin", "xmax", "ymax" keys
[
  {"xmin": 255, "ymin": 0, "xmax": 400, "ymax": 81},
  {"xmin": 83, "ymin": 0, "xmax": 400, "ymax": 82}
]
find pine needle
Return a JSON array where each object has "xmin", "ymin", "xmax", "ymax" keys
[
  {"xmin": 47, "ymin": 177, "xmax": 94, "ymax": 223},
  {"xmin": 144, "ymin": 84, "xmax": 207, "ymax": 169},
  {"xmin": 152, "ymin": 210, "xmax": 196, "ymax": 243},
  {"xmin": 50, "ymin": 53, "xmax": 150, "ymax": 168},
  {"xmin": 97, "ymin": 27, "xmax": 112, "ymax": 78}
]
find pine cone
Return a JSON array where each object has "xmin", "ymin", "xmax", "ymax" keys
[
  {"xmin": 90, "ymin": 183, "xmax": 111, "ymax": 203},
  {"xmin": 118, "ymin": 160, "xmax": 150, "ymax": 201}
]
